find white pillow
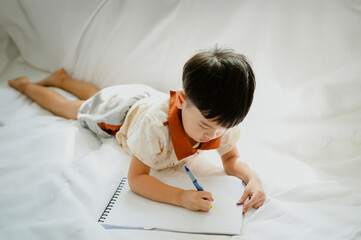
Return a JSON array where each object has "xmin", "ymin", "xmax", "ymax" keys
[{"xmin": 0, "ymin": 0, "xmax": 103, "ymax": 72}]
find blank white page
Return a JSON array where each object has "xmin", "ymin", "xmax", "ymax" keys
[{"xmin": 101, "ymin": 175, "xmax": 244, "ymax": 235}]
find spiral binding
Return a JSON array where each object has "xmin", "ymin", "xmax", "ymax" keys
[{"xmin": 98, "ymin": 177, "xmax": 127, "ymax": 223}]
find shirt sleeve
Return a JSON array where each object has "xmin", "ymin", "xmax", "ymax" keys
[
  {"xmin": 216, "ymin": 126, "xmax": 241, "ymax": 156},
  {"xmin": 126, "ymin": 114, "xmax": 169, "ymax": 169}
]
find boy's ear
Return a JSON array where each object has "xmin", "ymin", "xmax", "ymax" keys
[{"xmin": 176, "ymin": 90, "xmax": 186, "ymax": 109}]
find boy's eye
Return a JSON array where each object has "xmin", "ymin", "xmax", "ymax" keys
[{"xmin": 199, "ymin": 124, "xmax": 209, "ymax": 129}]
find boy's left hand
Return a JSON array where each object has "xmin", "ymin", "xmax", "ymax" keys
[{"xmin": 237, "ymin": 178, "xmax": 266, "ymax": 213}]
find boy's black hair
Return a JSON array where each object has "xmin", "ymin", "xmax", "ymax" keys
[{"xmin": 182, "ymin": 46, "xmax": 256, "ymax": 128}]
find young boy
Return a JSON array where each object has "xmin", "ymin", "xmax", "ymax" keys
[{"xmin": 8, "ymin": 47, "xmax": 265, "ymax": 213}]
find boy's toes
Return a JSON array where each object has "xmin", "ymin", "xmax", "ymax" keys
[
  {"xmin": 8, "ymin": 76, "xmax": 29, "ymax": 93},
  {"xmin": 53, "ymin": 68, "xmax": 67, "ymax": 78},
  {"xmin": 36, "ymin": 68, "xmax": 67, "ymax": 87}
]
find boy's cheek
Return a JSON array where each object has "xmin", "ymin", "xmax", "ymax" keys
[{"xmin": 216, "ymin": 131, "xmax": 224, "ymax": 138}]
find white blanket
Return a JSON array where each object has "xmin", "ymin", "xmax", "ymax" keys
[{"xmin": 0, "ymin": 1, "xmax": 360, "ymax": 239}]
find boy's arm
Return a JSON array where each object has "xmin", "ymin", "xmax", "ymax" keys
[
  {"xmin": 127, "ymin": 155, "xmax": 213, "ymax": 212},
  {"xmin": 221, "ymin": 146, "xmax": 266, "ymax": 213}
]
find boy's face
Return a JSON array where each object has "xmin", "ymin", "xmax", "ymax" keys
[{"xmin": 177, "ymin": 91, "xmax": 226, "ymax": 145}]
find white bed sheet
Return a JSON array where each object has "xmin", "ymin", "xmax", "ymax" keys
[{"xmin": 1, "ymin": 1, "xmax": 361, "ymax": 240}]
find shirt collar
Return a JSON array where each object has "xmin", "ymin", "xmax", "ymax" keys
[{"xmin": 168, "ymin": 91, "xmax": 221, "ymax": 161}]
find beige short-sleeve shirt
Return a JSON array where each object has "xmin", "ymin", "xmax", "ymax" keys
[{"xmin": 116, "ymin": 91, "xmax": 240, "ymax": 170}]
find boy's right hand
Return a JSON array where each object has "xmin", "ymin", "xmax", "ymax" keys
[{"xmin": 180, "ymin": 190, "xmax": 214, "ymax": 212}]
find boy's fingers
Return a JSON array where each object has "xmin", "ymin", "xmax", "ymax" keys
[
  {"xmin": 243, "ymin": 195, "xmax": 259, "ymax": 212},
  {"xmin": 238, "ymin": 190, "xmax": 250, "ymax": 204},
  {"xmin": 200, "ymin": 198, "xmax": 212, "ymax": 212},
  {"xmin": 198, "ymin": 191, "xmax": 213, "ymax": 212},
  {"xmin": 200, "ymin": 191, "xmax": 213, "ymax": 201},
  {"xmin": 254, "ymin": 202, "xmax": 263, "ymax": 209}
]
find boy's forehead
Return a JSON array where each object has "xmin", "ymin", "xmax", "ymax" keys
[{"xmin": 188, "ymin": 104, "xmax": 225, "ymax": 129}]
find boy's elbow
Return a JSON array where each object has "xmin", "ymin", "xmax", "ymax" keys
[
  {"xmin": 127, "ymin": 172, "xmax": 146, "ymax": 195},
  {"xmin": 127, "ymin": 171, "xmax": 139, "ymax": 193},
  {"xmin": 128, "ymin": 155, "xmax": 151, "ymax": 193},
  {"xmin": 223, "ymin": 167, "xmax": 235, "ymax": 176},
  {"xmin": 222, "ymin": 160, "xmax": 239, "ymax": 176}
]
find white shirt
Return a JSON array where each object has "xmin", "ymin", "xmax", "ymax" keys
[{"xmin": 116, "ymin": 91, "xmax": 240, "ymax": 170}]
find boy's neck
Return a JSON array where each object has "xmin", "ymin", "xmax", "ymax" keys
[{"xmin": 187, "ymin": 135, "xmax": 198, "ymax": 147}]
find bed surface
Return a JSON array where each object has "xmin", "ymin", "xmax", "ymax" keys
[{"xmin": 0, "ymin": 1, "xmax": 360, "ymax": 239}]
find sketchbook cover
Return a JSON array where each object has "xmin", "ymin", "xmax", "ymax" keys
[{"xmin": 99, "ymin": 175, "xmax": 244, "ymax": 235}]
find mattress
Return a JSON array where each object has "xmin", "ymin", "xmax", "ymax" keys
[{"xmin": 0, "ymin": 1, "xmax": 360, "ymax": 239}]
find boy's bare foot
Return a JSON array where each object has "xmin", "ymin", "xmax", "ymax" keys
[
  {"xmin": 8, "ymin": 77, "xmax": 30, "ymax": 94},
  {"xmin": 36, "ymin": 68, "xmax": 68, "ymax": 87}
]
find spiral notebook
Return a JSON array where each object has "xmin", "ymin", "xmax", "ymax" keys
[{"xmin": 98, "ymin": 175, "xmax": 245, "ymax": 235}]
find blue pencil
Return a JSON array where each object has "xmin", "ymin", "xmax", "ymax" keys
[{"xmin": 184, "ymin": 165, "xmax": 204, "ymax": 191}]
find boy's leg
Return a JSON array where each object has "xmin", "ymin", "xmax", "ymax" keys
[
  {"xmin": 36, "ymin": 69, "xmax": 100, "ymax": 100},
  {"xmin": 8, "ymin": 77, "xmax": 83, "ymax": 120}
]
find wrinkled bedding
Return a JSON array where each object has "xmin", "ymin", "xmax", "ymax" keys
[{"xmin": 0, "ymin": 1, "xmax": 360, "ymax": 239}]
